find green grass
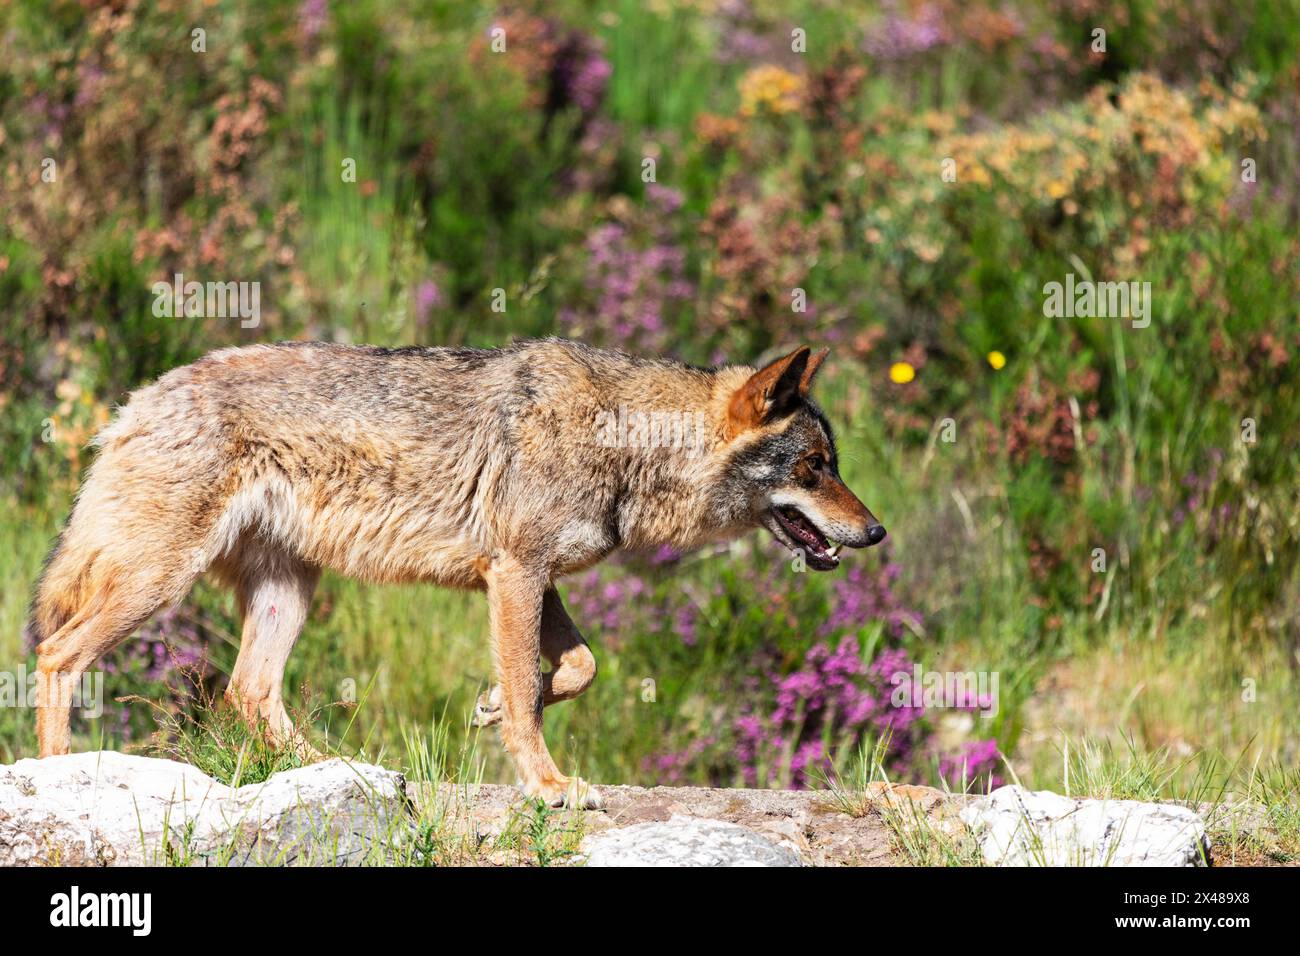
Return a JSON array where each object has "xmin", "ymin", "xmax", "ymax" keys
[{"xmin": 134, "ymin": 687, "xmax": 312, "ymax": 788}]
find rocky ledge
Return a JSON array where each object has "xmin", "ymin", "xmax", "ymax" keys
[{"xmin": 0, "ymin": 752, "xmax": 1261, "ymax": 866}]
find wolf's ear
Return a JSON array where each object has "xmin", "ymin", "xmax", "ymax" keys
[
  {"xmin": 728, "ymin": 346, "xmax": 813, "ymax": 432},
  {"xmin": 800, "ymin": 347, "xmax": 829, "ymax": 393}
]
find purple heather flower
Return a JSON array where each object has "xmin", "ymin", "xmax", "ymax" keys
[
  {"xmin": 298, "ymin": 0, "xmax": 329, "ymax": 44},
  {"xmin": 561, "ymin": 193, "xmax": 695, "ymax": 353},
  {"xmin": 939, "ymin": 739, "xmax": 1003, "ymax": 791},
  {"xmin": 551, "ymin": 30, "xmax": 612, "ymax": 116},
  {"xmin": 414, "ymin": 280, "xmax": 440, "ymax": 325},
  {"xmin": 823, "ymin": 560, "xmax": 922, "ymax": 638},
  {"xmin": 646, "ymin": 183, "xmax": 685, "ymax": 214},
  {"xmin": 863, "ymin": 2, "xmax": 950, "ymax": 59}
]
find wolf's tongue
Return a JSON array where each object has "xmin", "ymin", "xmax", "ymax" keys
[
  {"xmin": 779, "ymin": 507, "xmax": 838, "ymax": 570},
  {"xmin": 783, "ymin": 508, "xmax": 827, "ymax": 550}
]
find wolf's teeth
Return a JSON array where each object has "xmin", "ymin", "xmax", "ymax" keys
[{"xmin": 828, "ymin": 544, "xmax": 842, "ymax": 558}]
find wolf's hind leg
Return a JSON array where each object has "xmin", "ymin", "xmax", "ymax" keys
[
  {"xmin": 474, "ymin": 587, "xmax": 596, "ymax": 727},
  {"xmin": 225, "ymin": 541, "xmax": 321, "ymax": 760},
  {"xmin": 36, "ymin": 568, "xmax": 192, "ymax": 757}
]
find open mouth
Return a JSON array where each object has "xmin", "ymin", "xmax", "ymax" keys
[{"xmin": 769, "ymin": 505, "xmax": 841, "ymax": 571}]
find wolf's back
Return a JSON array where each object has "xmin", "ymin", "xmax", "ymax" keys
[{"xmin": 27, "ymin": 341, "xmax": 528, "ymax": 626}]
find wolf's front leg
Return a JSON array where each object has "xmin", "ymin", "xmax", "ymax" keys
[
  {"xmin": 481, "ymin": 553, "xmax": 602, "ymax": 809},
  {"xmin": 474, "ymin": 587, "xmax": 596, "ymax": 726}
]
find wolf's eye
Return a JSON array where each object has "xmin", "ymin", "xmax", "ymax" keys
[{"xmin": 807, "ymin": 454, "xmax": 825, "ymax": 473}]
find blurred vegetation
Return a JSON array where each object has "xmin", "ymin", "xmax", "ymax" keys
[{"xmin": 0, "ymin": 0, "xmax": 1297, "ymax": 804}]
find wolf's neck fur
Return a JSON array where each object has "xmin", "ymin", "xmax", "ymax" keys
[{"xmin": 591, "ymin": 363, "xmax": 755, "ymax": 553}]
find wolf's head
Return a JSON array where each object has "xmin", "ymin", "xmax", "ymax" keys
[{"xmin": 716, "ymin": 346, "xmax": 885, "ymax": 570}]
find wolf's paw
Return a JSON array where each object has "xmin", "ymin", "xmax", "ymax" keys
[
  {"xmin": 526, "ymin": 776, "xmax": 603, "ymax": 810},
  {"xmin": 472, "ymin": 685, "xmax": 503, "ymax": 728}
]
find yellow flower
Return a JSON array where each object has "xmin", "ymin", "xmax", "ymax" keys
[
  {"xmin": 987, "ymin": 350, "xmax": 1006, "ymax": 370},
  {"xmin": 889, "ymin": 362, "xmax": 916, "ymax": 384},
  {"xmin": 738, "ymin": 65, "xmax": 804, "ymax": 118}
]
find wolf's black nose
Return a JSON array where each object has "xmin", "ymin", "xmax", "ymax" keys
[{"xmin": 865, "ymin": 524, "xmax": 887, "ymax": 546}]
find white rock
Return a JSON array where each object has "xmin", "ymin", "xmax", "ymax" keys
[
  {"xmin": 582, "ymin": 815, "xmax": 803, "ymax": 867},
  {"xmin": 960, "ymin": 786, "xmax": 1210, "ymax": 867},
  {"xmin": 0, "ymin": 752, "xmax": 408, "ymax": 866}
]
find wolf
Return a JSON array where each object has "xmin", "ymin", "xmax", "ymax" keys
[{"xmin": 29, "ymin": 339, "xmax": 886, "ymax": 807}]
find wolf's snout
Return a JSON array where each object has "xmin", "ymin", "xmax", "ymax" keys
[{"xmin": 839, "ymin": 518, "xmax": 886, "ymax": 549}]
